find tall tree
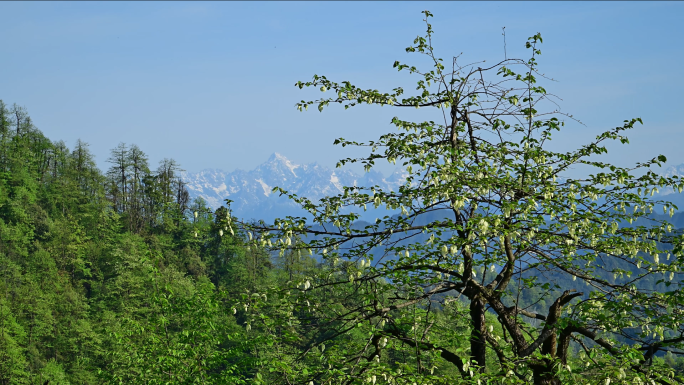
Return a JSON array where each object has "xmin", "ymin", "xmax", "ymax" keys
[
  {"xmin": 154, "ymin": 158, "xmax": 189, "ymax": 228},
  {"xmin": 106, "ymin": 142, "xmax": 130, "ymax": 214},
  {"xmin": 126, "ymin": 144, "xmax": 150, "ymax": 232},
  {"xmin": 244, "ymin": 11, "xmax": 684, "ymax": 385},
  {"xmin": 0, "ymin": 101, "xmax": 10, "ymax": 173}
]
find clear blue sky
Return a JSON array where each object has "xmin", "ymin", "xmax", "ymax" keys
[{"xmin": 1, "ymin": 2, "xmax": 682, "ymax": 177}]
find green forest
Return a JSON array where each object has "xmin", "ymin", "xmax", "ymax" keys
[
  {"xmin": 2, "ymin": 11, "xmax": 684, "ymax": 385},
  {"xmin": 0, "ymin": 99, "xmax": 263, "ymax": 384}
]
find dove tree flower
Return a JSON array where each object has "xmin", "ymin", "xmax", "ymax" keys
[{"xmin": 243, "ymin": 11, "xmax": 684, "ymax": 385}]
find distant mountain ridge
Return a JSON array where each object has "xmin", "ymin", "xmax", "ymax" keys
[
  {"xmin": 663, "ymin": 163, "xmax": 684, "ymax": 178},
  {"xmin": 181, "ymin": 153, "xmax": 407, "ymax": 222},
  {"xmin": 649, "ymin": 163, "xmax": 684, "ymax": 211},
  {"xmin": 182, "ymin": 157, "xmax": 684, "ymax": 222}
]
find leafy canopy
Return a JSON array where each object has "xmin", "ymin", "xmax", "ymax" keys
[{"xmin": 242, "ymin": 10, "xmax": 684, "ymax": 385}]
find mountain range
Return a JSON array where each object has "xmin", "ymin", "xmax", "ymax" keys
[
  {"xmin": 182, "ymin": 154, "xmax": 684, "ymax": 222},
  {"xmin": 181, "ymin": 153, "xmax": 408, "ymax": 222}
]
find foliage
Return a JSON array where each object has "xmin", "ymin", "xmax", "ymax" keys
[
  {"xmin": 0, "ymin": 100, "xmax": 262, "ymax": 384},
  {"xmin": 1, "ymin": 10, "xmax": 684, "ymax": 385},
  {"xmin": 243, "ymin": 11, "xmax": 684, "ymax": 385}
]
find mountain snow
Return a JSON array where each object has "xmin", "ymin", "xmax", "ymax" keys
[
  {"xmin": 183, "ymin": 156, "xmax": 684, "ymax": 222},
  {"xmin": 663, "ymin": 163, "xmax": 684, "ymax": 178},
  {"xmin": 181, "ymin": 153, "xmax": 406, "ymax": 222}
]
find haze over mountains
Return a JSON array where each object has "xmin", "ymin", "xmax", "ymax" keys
[{"xmin": 182, "ymin": 153, "xmax": 684, "ymax": 223}]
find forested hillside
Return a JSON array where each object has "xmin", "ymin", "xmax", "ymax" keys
[{"xmin": 0, "ymin": 100, "xmax": 276, "ymax": 384}]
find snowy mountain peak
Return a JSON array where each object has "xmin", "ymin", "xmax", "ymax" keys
[
  {"xmin": 663, "ymin": 163, "xmax": 684, "ymax": 178},
  {"xmin": 265, "ymin": 152, "xmax": 299, "ymax": 177},
  {"xmin": 182, "ymin": 153, "xmax": 406, "ymax": 222}
]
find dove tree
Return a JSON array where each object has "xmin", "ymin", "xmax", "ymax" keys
[{"xmin": 240, "ymin": 11, "xmax": 684, "ymax": 385}]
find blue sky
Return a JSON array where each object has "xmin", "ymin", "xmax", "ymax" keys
[{"xmin": 0, "ymin": 2, "xmax": 682, "ymax": 177}]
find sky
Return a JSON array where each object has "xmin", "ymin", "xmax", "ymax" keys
[{"xmin": 0, "ymin": 1, "xmax": 682, "ymax": 177}]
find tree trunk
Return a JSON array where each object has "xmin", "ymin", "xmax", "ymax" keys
[
  {"xmin": 532, "ymin": 360, "xmax": 561, "ymax": 385},
  {"xmin": 469, "ymin": 295, "xmax": 487, "ymax": 371}
]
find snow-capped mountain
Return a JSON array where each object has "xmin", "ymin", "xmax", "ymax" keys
[
  {"xmin": 183, "ymin": 157, "xmax": 684, "ymax": 223},
  {"xmin": 663, "ymin": 163, "xmax": 684, "ymax": 178},
  {"xmin": 647, "ymin": 163, "xmax": 684, "ymax": 198},
  {"xmin": 181, "ymin": 153, "xmax": 408, "ymax": 222}
]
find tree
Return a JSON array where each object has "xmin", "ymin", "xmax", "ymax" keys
[
  {"xmin": 101, "ymin": 253, "xmax": 246, "ymax": 385},
  {"xmin": 243, "ymin": 11, "xmax": 684, "ymax": 385},
  {"xmin": 106, "ymin": 142, "xmax": 130, "ymax": 214},
  {"xmin": 126, "ymin": 144, "xmax": 150, "ymax": 232},
  {"xmin": 0, "ymin": 298, "xmax": 28, "ymax": 385}
]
